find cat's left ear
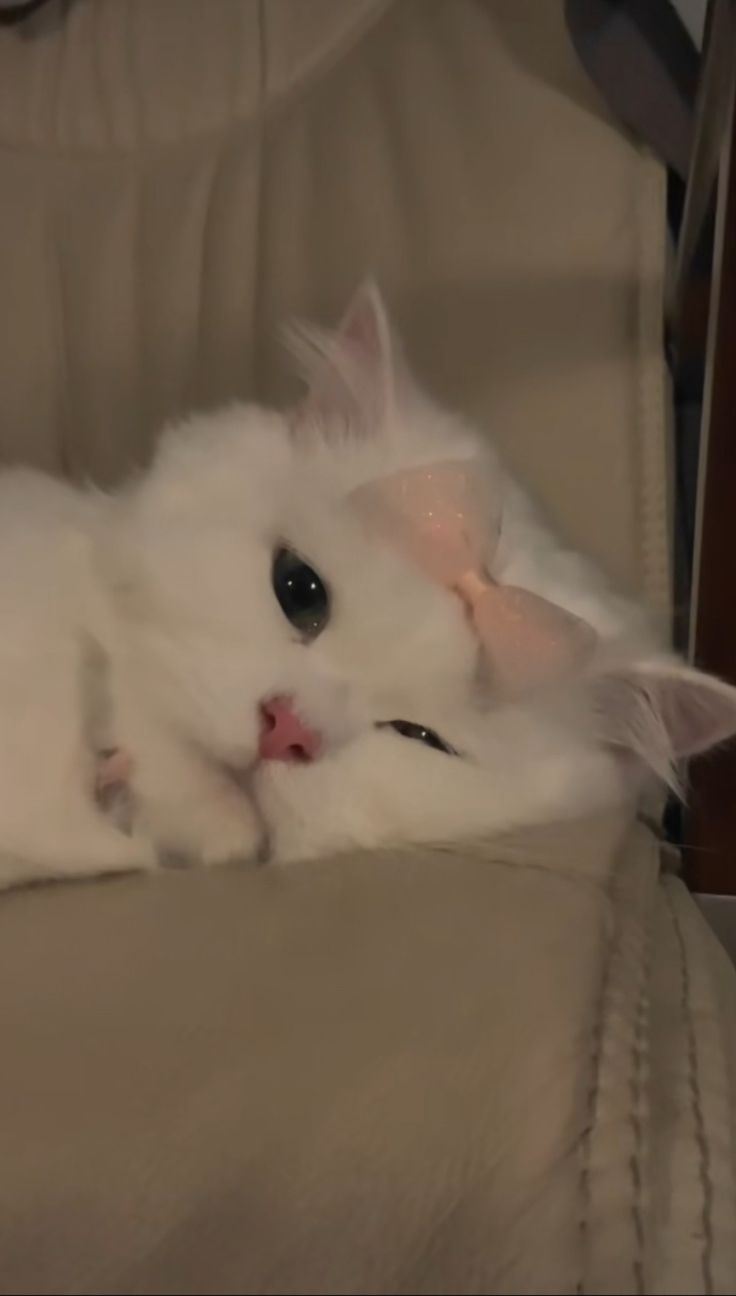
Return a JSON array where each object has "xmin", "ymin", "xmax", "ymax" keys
[
  {"xmin": 287, "ymin": 280, "xmax": 405, "ymax": 439},
  {"xmin": 593, "ymin": 656, "xmax": 736, "ymax": 787},
  {"xmin": 334, "ymin": 279, "xmax": 394, "ymax": 372}
]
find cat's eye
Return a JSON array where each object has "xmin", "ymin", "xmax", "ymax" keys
[
  {"xmin": 271, "ymin": 546, "xmax": 330, "ymax": 640},
  {"xmin": 377, "ymin": 719, "xmax": 458, "ymax": 756}
]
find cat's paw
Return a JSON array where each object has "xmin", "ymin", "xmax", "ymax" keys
[
  {"xmin": 196, "ymin": 814, "xmax": 264, "ymax": 868},
  {"xmin": 140, "ymin": 795, "xmax": 263, "ymax": 870}
]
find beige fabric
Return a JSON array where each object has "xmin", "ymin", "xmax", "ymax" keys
[
  {"xmin": 0, "ymin": 3, "xmax": 734, "ymax": 1293},
  {"xmin": 645, "ymin": 879, "xmax": 736, "ymax": 1294},
  {"xmin": 585, "ymin": 852, "xmax": 736, "ymax": 1294},
  {"xmin": 0, "ymin": 0, "xmax": 668, "ymax": 603},
  {"xmin": 0, "ymin": 819, "xmax": 733, "ymax": 1295}
]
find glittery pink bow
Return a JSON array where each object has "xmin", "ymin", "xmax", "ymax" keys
[{"xmin": 351, "ymin": 461, "xmax": 597, "ymax": 695}]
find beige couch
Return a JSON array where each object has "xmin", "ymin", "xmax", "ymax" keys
[{"xmin": 0, "ymin": 2, "xmax": 734, "ymax": 1292}]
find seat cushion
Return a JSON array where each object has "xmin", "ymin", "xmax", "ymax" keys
[
  {"xmin": 1, "ymin": 818, "xmax": 734, "ymax": 1294},
  {"xmin": 0, "ymin": 815, "xmax": 638, "ymax": 1295}
]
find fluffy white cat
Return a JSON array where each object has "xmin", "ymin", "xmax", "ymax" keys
[{"xmin": 0, "ymin": 283, "xmax": 734, "ymax": 888}]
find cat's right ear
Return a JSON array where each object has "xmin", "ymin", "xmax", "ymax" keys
[{"xmin": 286, "ymin": 281, "xmax": 405, "ymax": 440}]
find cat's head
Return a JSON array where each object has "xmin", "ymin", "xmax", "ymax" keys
[{"xmin": 116, "ymin": 284, "xmax": 736, "ymax": 861}]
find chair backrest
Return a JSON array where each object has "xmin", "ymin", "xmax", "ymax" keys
[{"xmin": 0, "ymin": 0, "xmax": 670, "ymax": 607}]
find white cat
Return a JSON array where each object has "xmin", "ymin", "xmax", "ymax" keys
[{"xmin": 0, "ymin": 283, "xmax": 734, "ymax": 888}]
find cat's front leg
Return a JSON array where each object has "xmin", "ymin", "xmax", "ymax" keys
[{"xmin": 0, "ymin": 804, "xmax": 156, "ymax": 891}]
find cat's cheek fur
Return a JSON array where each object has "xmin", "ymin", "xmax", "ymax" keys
[{"xmin": 255, "ymin": 729, "xmax": 630, "ymax": 864}]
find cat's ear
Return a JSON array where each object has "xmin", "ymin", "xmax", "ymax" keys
[
  {"xmin": 286, "ymin": 280, "xmax": 403, "ymax": 439},
  {"xmin": 335, "ymin": 278, "xmax": 394, "ymax": 370},
  {"xmin": 593, "ymin": 657, "xmax": 736, "ymax": 787}
]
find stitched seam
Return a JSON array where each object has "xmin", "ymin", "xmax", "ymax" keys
[
  {"xmin": 250, "ymin": 0, "xmax": 267, "ymax": 398},
  {"xmin": 667, "ymin": 885, "xmax": 714, "ymax": 1294},
  {"xmin": 576, "ymin": 964, "xmax": 606, "ymax": 1295},
  {"xmin": 577, "ymin": 827, "xmax": 658, "ymax": 1295},
  {"xmin": 576, "ymin": 868, "xmax": 621, "ymax": 1293},
  {"xmin": 634, "ymin": 151, "xmax": 670, "ymax": 617},
  {"xmin": 628, "ymin": 921, "xmax": 651, "ymax": 1296},
  {"xmin": 42, "ymin": 190, "xmax": 71, "ymax": 476}
]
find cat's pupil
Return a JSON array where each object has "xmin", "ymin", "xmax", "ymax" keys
[
  {"xmin": 378, "ymin": 719, "xmax": 457, "ymax": 756},
  {"xmin": 271, "ymin": 546, "xmax": 330, "ymax": 640}
]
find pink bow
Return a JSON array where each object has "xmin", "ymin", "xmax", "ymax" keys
[{"xmin": 350, "ymin": 461, "xmax": 596, "ymax": 696}]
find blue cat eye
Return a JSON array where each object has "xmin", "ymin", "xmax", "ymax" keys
[
  {"xmin": 377, "ymin": 719, "xmax": 458, "ymax": 756},
  {"xmin": 271, "ymin": 546, "xmax": 330, "ymax": 640}
]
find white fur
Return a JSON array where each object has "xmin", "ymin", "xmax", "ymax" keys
[{"xmin": 0, "ymin": 284, "xmax": 735, "ymax": 888}]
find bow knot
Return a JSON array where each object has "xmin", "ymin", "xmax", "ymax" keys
[{"xmin": 351, "ymin": 460, "xmax": 596, "ymax": 695}]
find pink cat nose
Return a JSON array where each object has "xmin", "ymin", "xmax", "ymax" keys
[{"xmin": 258, "ymin": 695, "xmax": 322, "ymax": 764}]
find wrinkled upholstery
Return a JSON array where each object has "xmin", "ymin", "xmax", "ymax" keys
[
  {"xmin": 0, "ymin": 2, "xmax": 734, "ymax": 1293},
  {"xmin": 0, "ymin": 0, "xmax": 668, "ymax": 599}
]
